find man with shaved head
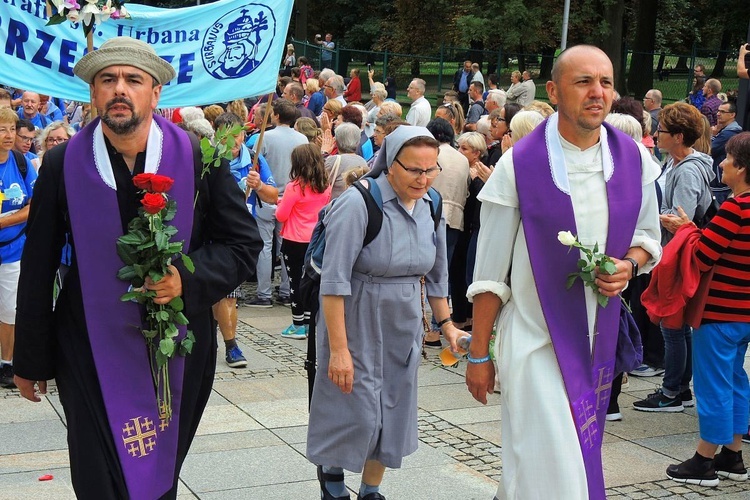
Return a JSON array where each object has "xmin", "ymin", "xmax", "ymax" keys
[{"xmin": 465, "ymin": 45, "xmax": 661, "ymax": 499}]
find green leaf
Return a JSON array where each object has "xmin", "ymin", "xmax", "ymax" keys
[
  {"xmin": 165, "ymin": 323, "xmax": 179, "ymax": 338},
  {"xmin": 601, "ymin": 261, "xmax": 617, "ymax": 275},
  {"xmin": 159, "ymin": 338, "xmax": 175, "ymax": 357},
  {"xmin": 136, "ymin": 240, "xmax": 156, "ymax": 251},
  {"xmin": 119, "ymin": 232, "xmax": 146, "ymax": 245},
  {"xmin": 155, "ymin": 231, "xmax": 168, "ymax": 251},
  {"xmin": 116, "ymin": 242, "xmax": 137, "ymax": 265},
  {"xmin": 181, "ymin": 253, "xmax": 195, "ymax": 273},
  {"xmin": 163, "ymin": 203, "xmax": 177, "ymax": 222},
  {"xmin": 577, "ymin": 259, "xmax": 587, "ymax": 269},
  {"xmin": 596, "ymin": 293, "xmax": 609, "ymax": 308},
  {"xmin": 117, "ymin": 266, "xmax": 137, "ymax": 281},
  {"xmin": 149, "ymin": 270, "xmax": 164, "ymax": 283},
  {"xmin": 142, "ymin": 329, "xmax": 159, "ymax": 340},
  {"xmin": 155, "ymin": 348, "xmax": 168, "ymax": 368},
  {"xmin": 593, "ymin": 242, "xmax": 599, "ymax": 254},
  {"xmin": 179, "ymin": 330, "xmax": 195, "ymax": 356},
  {"xmin": 169, "ymin": 296, "xmax": 184, "ymax": 312},
  {"xmin": 158, "ymin": 310, "xmax": 170, "ymax": 322},
  {"xmin": 120, "ymin": 291, "xmax": 142, "ymax": 302},
  {"xmin": 565, "ymin": 273, "xmax": 578, "ymax": 290},
  {"xmin": 174, "ymin": 312, "xmax": 189, "ymax": 325},
  {"xmin": 46, "ymin": 13, "xmax": 68, "ymax": 26},
  {"xmin": 166, "ymin": 243, "xmax": 183, "ymax": 254}
]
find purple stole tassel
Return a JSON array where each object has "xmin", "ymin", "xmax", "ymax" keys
[
  {"xmin": 513, "ymin": 119, "xmax": 641, "ymax": 499},
  {"xmin": 64, "ymin": 115, "xmax": 195, "ymax": 499}
]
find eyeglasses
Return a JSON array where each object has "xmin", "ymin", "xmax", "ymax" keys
[
  {"xmin": 46, "ymin": 137, "xmax": 67, "ymax": 144},
  {"xmin": 657, "ymin": 128, "xmax": 672, "ymax": 134},
  {"xmin": 716, "ymin": 110, "xmax": 734, "ymax": 115},
  {"xmin": 643, "ymin": 97, "xmax": 653, "ymax": 101},
  {"xmin": 17, "ymin": 135, "xmax": 35, "ymax": 143},
  {"xmin": 394, "ymin": 158, "xmax": 442, "ymax": 179},
  {"xmin": 492, "ymin": 117, "xmax": 506, "ymax": 123}
]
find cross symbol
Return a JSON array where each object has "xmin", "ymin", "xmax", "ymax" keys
[
  {"xmin": 159, "ymin": 419, "xmax": 169, "ymax": 432},
  {"xmin": 577, "ymin": 399, "xmax": 598, "ymax": 450},
  {"xmin": 594, "ymin": 366, "xmax": 613, "ymax": 411},
  {"xmin": 121, "ymin": 416, "xmax": 158, "ymax": 458}
]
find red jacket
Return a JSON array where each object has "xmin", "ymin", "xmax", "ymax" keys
[
  {"xmin": 642, "ymin": 224, "xmax": 704, "ymax": 329},
  {"xmin": 344, "ymin": 77, "xmax": 361, "ymax": 102}
]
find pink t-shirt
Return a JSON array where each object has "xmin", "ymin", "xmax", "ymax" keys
[{"xmin": 276, "ymin": 179, "xmax": 332, "ymax": 243}]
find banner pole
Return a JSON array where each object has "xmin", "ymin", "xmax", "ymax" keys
[{"xmin": 244, "ymin": 93, "xmax": 275, "ymax": 200}]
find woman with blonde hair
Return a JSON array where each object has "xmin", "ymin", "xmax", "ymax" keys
[
  {"xmin": 377, "ymin": 100, "xmax": 403, "ymax": 120},
  {"xmin": 282, "ymin": 43, "xmax": 296, "ymax": 76},
  {"xmin": 38, "ymin": 121, "xmax": 75, "ymax": 164},
  {"xmin": 305, "ymin": 78, "xmax": 325, "ymax": 116},
  {"xmin": 365, "ymin": 83, "xmax": 387, "ymax": 137},
  {"xmin": 434, "ymin": 102, "xmax": 465, "ymax": 139},
  {"xmin": 321, "ymin": 99, "xmax": 343, "ymax": 131},
  {"xmin": 508, "ymin": 110, "xmax": 545, "ymax": 144},
  {"xmin": 227, "ymin": 99, "xmax": 249, "ymax": 123},
  {"xmin": 295, "ymin": 117, "xmax": 323, "ymax": 146},
  {"xmin": 693, "ymin": 115, "xmax": 712, "ymax": 155},
  {"xmin": 202, "ymin": 104, "xmax": 224, "ymax": 127}
]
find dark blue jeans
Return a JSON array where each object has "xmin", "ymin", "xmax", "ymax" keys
[{"xmin": 661, "ymin": 323, "xmax": 692, "ymax": 398}]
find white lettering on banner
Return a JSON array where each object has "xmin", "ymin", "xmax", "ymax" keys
[{"xmin": 0, "ymin": 0, "xmax": 293, "ymax": 107}]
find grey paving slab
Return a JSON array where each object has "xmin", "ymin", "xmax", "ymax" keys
[
  {"xmin": 433, "ymin": 405, "xmax": 501, "ymax": 426},
  {"xmin": 632, "ymin": 432, "xmax": 704, "ymax": 461},
  {"xmin": 194, "ymin": 405, "xmax": 263, "ymax": 436},
  {"xmin": 0, "ymin": 420, "xmax": 68, "ymax": 455},
  {"xmin": 460, "ymin": 421, "xmax": 501, "ymax": 446},
  {"xmin": 417, "ymin": 362, "xmax": 470, "ymax": 386},
  {"xmin": 236, "ymin": 398, "xmax": 309, "ymax": 429},
  {"xmin": 345, "ymin": 463, "xmax": 498, "ymax": 499},
  {"xmin": 0, "ymin": 398, "xmax": 59, "ymax": 424},
  {"xmin": 272, "ymin": 425, "xmax": 308, "ymax": 445},
  {"xmin": 189, "ymin": 429, "xmax": 284, "ymax": 455},
  {"xmin": 417, "ymin": 383, "xmax": 500, "ymax": 411},
  {"xmin": 198, "ymin": 479, "xmax": 322, "ymax": 499},
  {"xmin": 0, "ymin": 467, "xmax": 75, "ymax": 499},
  {"xmin": 212, "ymin": 376, "xmax": 308, "ymax": 404},
  {"xmin": 180, "ymin": 445, "xmax": 314, "ymax": 493},
  {"xmin": 0, "ymin": 449, "xmax": 69, "ymax": 474},
  {"xmin": 605, "ymin": 394, "xmax": 699, "ymax": 440},
  {"xmin": 603, "ymin": 440, "xmax": 678, "ymax": 487},
  {"xmin": 213, "ymin": 340, "xmax": 282, "ymax": 373}
]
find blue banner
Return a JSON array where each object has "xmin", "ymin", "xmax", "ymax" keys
[{"xmin": 0, "ymin": 0, "xmax": 292, "ymax": 107}]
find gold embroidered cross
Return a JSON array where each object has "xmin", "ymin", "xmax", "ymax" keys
[
  {"xmin": 121, "ymin": 416, "xmax": 157, "ymax": 458},
  {"xmin": 594, "ymin": 366, "xmax": 614, "ymax": 411},
  {"xmin": 577, "ymin": 399, "xmax": 598, "ymax": 450}
]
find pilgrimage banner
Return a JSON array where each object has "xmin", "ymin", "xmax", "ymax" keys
[{"xmin": 0, "ymin": 0, "xmax": 293, "ymax": 107}]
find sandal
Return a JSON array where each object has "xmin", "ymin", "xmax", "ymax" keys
[{"xmin": 317, "ymin": 465, "xmax": 351, "ymax": 500}]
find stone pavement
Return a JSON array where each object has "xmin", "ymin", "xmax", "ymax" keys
[{"xmin": 2, "ymin": 301, "xmax": 750, "ymax": 499}]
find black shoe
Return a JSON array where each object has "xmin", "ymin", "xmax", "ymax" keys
[
  {"xmin": 680, "ymin": 388, "xmax": 695, "ymax": 407},
  {"xmin": 714, "ymin": 448, "xmax": 748, "ymax": 481},
  {"xmin": 633, "ymin": 389, "xmax": 684, "ymax": 412},
  {"xmin": 246, "ymin": 297, "xmax": 273, "ymax": 308},
  {"xmin": 276, "ymin": 295, "xmax": 292, "ymax": 307},
  {"xmin": 742, "ymin": 433, "xmax": 750, "ymax": 444},
  {"xmin": 316, "ymin": 465, "xmax": 350, "ymax": 500},
  {"xmin": 0, "ymin": 364, "xmax": 15, "ymax": 389},
  {"xmin": 666, "ymin": 453, "xmax": 719, "ymax": 486},
  {"xmin": 357, "ymin": 494, "xmax": 386, "ymax": 500}
]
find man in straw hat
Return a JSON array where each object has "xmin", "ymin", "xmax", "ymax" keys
[{"xmin": 12, "ymin": 37, "xmax": 262, "ymax": 498}]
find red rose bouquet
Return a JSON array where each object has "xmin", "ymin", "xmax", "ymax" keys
[{"xmin": 117, "ymin": 173, "xmax": 195, "ymax": 420}]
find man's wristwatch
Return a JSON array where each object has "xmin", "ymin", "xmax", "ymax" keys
[{"xmin": 624, "ymin": 257, "xmax": 639, "ymax": 280}]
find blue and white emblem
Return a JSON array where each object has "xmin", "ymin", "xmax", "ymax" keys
[{"xmin": 202, "ymin": 3, "xmax": 276, "ymax": 80}]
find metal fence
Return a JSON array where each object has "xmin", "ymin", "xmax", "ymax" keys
[{"xmin": 289, "ymin": 39, "xmax": 740, "ymax": 105}]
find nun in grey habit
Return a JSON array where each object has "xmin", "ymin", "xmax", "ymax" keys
[{"xmin": 306, "ymin": 126, "xmax": 466, "ymax": 500}]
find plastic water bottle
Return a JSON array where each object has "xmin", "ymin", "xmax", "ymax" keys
[{"xmin": 457, "ymin": 334, "xmax": 472, "ymax": 352}]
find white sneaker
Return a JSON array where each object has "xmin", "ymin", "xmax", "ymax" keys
[{"xmin": 629, "ymin": 364, "xmax": 665, "ymax": 377}]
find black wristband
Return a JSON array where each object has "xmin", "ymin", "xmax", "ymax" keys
[
  {"xmin": 436, "ymin": 318, "xmax": 452, "ymax": 328},
  {"xmin": 624, "ymin": 257, "xmax": 638, "ymax": 280}
]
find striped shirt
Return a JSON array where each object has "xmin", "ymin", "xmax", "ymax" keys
[{"xmin": 696, "ymin": 192, "xmax": 750, "ymax": 323}]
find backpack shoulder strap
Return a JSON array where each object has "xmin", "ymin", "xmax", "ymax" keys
[
  {"xmin": 352, "ymin": 179, "xmax": 383, "ymax": 247},
  {"xmin": 11, "ymin": 150, "xmax": 27, "ymax": 179},
  {"xmin": 426, "ymin": 187, "xmax": 442, "ymax": 231}
]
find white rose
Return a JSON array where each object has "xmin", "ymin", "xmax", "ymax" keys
[
  {"xmin": 66, "ymin": 8, "xmax": 80, "ymax": 22},
  {"xmin": 557, "ymin": 230, "xmax": 577, "ymax": 246}
]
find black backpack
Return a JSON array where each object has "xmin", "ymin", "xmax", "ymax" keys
[{"xmin": 301, "ymin": 178, "xmax": 442, "ymax": 405}]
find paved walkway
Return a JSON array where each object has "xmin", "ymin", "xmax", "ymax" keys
[{"xmin": 2, "ymin": 302, "xmax": 750, "ymax": 499}]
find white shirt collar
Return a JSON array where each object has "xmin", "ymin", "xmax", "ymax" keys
[{"xmin": 93, "ymin": 120, "xmax": 163, "ymax": 190}]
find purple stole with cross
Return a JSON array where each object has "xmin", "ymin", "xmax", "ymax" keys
[
  {"xmin": 512, "ymin": 116, "xmax": 641, "ymax": 498},
  {"xmin": 64, "ymin": 115, "xmax": 195, "ymax": 498}
]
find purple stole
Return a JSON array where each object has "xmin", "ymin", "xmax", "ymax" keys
[
  {"xmin": 513, "ymin": 117, "xmax": 641, "ymax": 498},
  {"xmin": 64, "ymin": 115, "xmax": 195, "ymax": 498}
]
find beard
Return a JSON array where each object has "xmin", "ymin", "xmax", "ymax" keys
[{"xmin": 100, "ymin": 97, "xmax": 142, "ymax": 135}]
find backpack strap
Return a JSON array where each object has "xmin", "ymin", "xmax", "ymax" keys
[
  {"xmin": 352, "ymin": 180, "xmax": 383, "ymax": 247},
  {"xmin": 11, "ymin": 150, "xmax": 27, "ymax": 179},
  {"xmin": 426, "ymin": 187, "xmax": 443, "ymax": 231}
]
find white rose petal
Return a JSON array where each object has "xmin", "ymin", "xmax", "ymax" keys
[
  {"xmin": 557, "ymin": 230, "xmax": 577, "ymax": 246},
  {"xmin": 66, "ymin": 8, "xmax": 80, "ymax": 22}
]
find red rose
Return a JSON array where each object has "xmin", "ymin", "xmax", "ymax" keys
[
  {"xmin": 133, "ymin": 173, "xmax": 154, "ymax": 191},
  {"xmin": 149, "ymin": 175, "xmax": 174, "ymax": 193},
  {"xmin": 141, "ymin": 192, "xmax": 167, "ymax": 214}
]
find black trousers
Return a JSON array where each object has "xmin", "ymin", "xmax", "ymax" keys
[{"xmin": 281, "ymin": 239, "xmax": 309, "ymax": 326}]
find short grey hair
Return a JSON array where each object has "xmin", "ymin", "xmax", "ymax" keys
[
  {"xmin": 334, "ymin": 122, "xmax": 361, "ymax": 153},
  {"xmin": 327, "ymin": 75, "xmax": 346, "ymax": 94},
  {"xmin": 371, "ymin": 82, "xmax": 387, "ymax": 100},
  {"xmin": 180, "ymin": 106, "xmax": 204, "ymax": 124},
  {"xmin": 605, "ymin": 113, "xmax": 642, "ymax": 142},
  {"xmin": 378, "ymin": 101, "xmax": 402, "ymax": 118},
  {"xmin": 319, "ymin": 68, "xmax": 335, "ymax": 83},
  {"xmin": 186, "ymin": 118, "xmax": 215, "ymax": 141},
  {"xmin": 457, "ymin": 131, "xmax": 487, "ymax": 155},
  {"xmin": 486, "ymin": 90, "xmax": 506, "ymax": 109},
  {"xmin": 476, "ymin": 115, "xmax": 491, "ymax": 138},
  {"xmin": 647, "ymin": 88, "xmax": 662, "ymax": 106},
  {"xmin": 411, "ymin": 78, "xmax": 426, "ymax": 94},
  {"xmin": 509, "ymin": 110, "xmax": 544, "ymax": 142}
]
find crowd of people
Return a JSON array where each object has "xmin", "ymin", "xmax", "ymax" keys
[{"xmin": 1, "ymin": 36, "xmax": 750, "ymax": 499}]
